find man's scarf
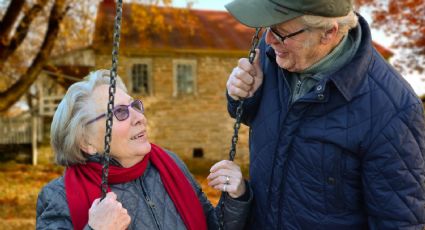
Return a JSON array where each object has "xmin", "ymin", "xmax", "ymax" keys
[{"xmin": 64, "ymin": 143, "xmax": 207, "ymax": 230}]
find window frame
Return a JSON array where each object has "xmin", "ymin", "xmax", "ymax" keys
[
  {"xmin": 128, "ymin": 59, "xmax": 153, "ymax": 96},
  {"xmin": 172, "ymin": 59, "xmax": 197, "ymax": 97}
]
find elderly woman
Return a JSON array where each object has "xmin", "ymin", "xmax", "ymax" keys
[{"xmin": 36, "ymin": 69, "xmax": 251, "ymax": 230}]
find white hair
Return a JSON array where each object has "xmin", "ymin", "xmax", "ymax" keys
[
  {"xmin": 51, "ymin": 69, "xmax": 127, "ymax": 166},
  {"xmin": 300, "ymin": 11, "xmax": 358, "ymax": 36}
]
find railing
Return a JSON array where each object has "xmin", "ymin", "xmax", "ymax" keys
[
  {"xmin": 40, "ymin": 95, "xmax": 63, "ymax": 116},
  {"xmin": 0, "ymin": 113, "xmax": 32, "ymax": 144}
]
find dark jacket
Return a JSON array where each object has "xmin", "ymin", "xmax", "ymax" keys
[
  {"xmin": 36, "ymin": 151, "xmax": 252, "ymax": 229},
  {"xmin": 227, "ymin": 15, "xmax": 425, "ymax": 229}
]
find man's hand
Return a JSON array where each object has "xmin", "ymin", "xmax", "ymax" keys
[{"xmin": 227, "ymin": 49, "xmax": 263, "ymax": 100}]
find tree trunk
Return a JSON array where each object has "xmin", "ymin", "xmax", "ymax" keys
[
  {"xmin": 0, "ymin": 0, "xmax": 69, "ymax": 112},
  {"xmin": 0, "ymin": 0, "xmax": 50, "ymax": 63}
]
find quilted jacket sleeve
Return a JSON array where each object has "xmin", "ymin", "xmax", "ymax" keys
[
  {"xmin": 166, "ymin": 151, "xmax": 252, "ymax": 230},
  {"xmin": 193, "ymin": 177, "xmax": 252, "ymax": 230},
  {"xmin": 227, "ymin": 90, "xmax": 262, "ymax": 126},
  {"xmin": 364, "ymin": 103, "xmax": 425, "ymax": 229},
  {"xmin": 36, "ymin": 177, "xmax": 74, "ymax": 229}
]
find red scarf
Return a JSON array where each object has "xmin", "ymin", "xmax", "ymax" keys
[{"xmin": 65, "ymin": 143, "xmax": 207, "ymax": 230}]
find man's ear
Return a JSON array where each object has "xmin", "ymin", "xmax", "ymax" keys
[{"xmin": 321, "ymin": 23, "xmax": 339, "ymax": 44}]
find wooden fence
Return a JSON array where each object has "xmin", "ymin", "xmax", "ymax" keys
[
  {"xmin": 0, "ymin": 112, "xmax": 40, "ymax": 165},
  {"xmin": 0, "ymin": 113, "xmax": 32, "ymax": 144},
  {"xmin": 39, "ymin": 95, "xmax": 63, "ymax": 116}
]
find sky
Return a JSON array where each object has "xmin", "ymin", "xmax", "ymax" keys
[
  {"xmin": 171, "ymin": 0, "xmax": 230, "ymax": 10},
  {"xmin": 170, "ymin": 0, "xmax": 425, "ymax": 96}
]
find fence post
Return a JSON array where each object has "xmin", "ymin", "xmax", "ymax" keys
[{"xmin": 32, "ymin": 114, "xmax": 38, "ymax": 165}]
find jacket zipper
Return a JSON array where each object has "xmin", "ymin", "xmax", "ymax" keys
[
  {"xmin": 141, "ymin": 184, "xmax": 162, "ymax": 230},
  {"xmin": 279, "ymin": 68, "xmax": 293, "ymax": 106},
  {"xmin": 295, "ymin": 80, "xmax": 302, "ymax": 94}
]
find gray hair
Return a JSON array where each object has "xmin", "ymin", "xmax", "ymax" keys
[
  {"xmin": 51, "ymin": 69, "xmax": 127, "ymax": 166},
  {"xmin": 300, "ymin": 11, "xmax": 358, "ymax": 36}
]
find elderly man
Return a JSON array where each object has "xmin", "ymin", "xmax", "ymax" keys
[{"xmin": 225, "ymin": 0, "xmax": 425, "ymax": 229}]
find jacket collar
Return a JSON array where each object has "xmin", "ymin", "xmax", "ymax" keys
[{"xmin": 327, "ymin": 14, "xmax": 372, "ymax": 101}]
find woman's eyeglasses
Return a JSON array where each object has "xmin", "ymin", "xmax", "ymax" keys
[
  {"xmin": 86, "ymin": 99, "xmax": 144, "ymax": 125},
  {"xmin": 268, "ymin": 27, "xmax": 307, "ymax": 44}
]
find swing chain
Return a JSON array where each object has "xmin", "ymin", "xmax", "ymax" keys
[
  {"xmin": 101, "ymin": 0, "xmax": 123, "ymax": 200},
  {"xmin": 228, "ymin": 28, "xmax": 261, "ymax": 162},
  {"xmin": 219, "ymin": 28, "xmax": 262, "ymax": 229}
]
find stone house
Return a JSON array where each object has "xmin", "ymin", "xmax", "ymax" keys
[
  {"xmin": 38, "ymin": 0, "xmax": 255, "ymax": 163},
  {"xmin": 35, "ymin": 0, "xmax": 394, "ymax": 164}
]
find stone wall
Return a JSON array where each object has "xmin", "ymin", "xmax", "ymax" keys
[{"xmin": 95, "ymin": 53, "xmax": 250, "ymax": 164}]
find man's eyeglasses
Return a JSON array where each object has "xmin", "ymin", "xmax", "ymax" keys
[
  {"xmin": 86, "ymin": 99, "xmax": 144, "ymax": 125},
  {"xmin": 268, "ymin": 27, "xmax": 307, "ymax": 44}
]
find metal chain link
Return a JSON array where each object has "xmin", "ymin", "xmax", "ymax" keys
[
  {"xmin": 101, "ymin": 0, "xmax": 123, "ymax": 200},
  {"xmin": 219, "ymin": 28, "xmax": 262, "ymax": 229},
  {"xmin": 99, "ymin": 1, "xmax": 261, "ymax": 225},
  {"xmin": 228, "ymin": 28, "xmax": 261, "ymax": 161}
]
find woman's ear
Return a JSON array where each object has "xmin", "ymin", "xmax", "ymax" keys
[{"xmin": 79, "ymin": 139, "xmax": 97, "ymax": 155}]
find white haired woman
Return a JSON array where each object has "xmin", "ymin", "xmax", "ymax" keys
[{"xmin": 36, "ymin": 69, "xmax": 251, "ymax": 230}]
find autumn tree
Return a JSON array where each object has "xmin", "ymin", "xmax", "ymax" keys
[
  {"xmin": 129, "ymin": 0, "xmax": 197, "ymax": 36},
  {"xmin": 0, "ymin": 0, "xmax": 72, "ymax": 113},
  {"xmin": 0, "ymin": 0, "xmax": 191, "ymax": 113},
  {"xmin": 95, "ymin": 0, "xmax": 198, "ymax": 52},
  {"xmin": 356, "ymin": 0, "xmax": 424, "ymax": 74}
]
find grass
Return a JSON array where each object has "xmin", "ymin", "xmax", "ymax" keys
[
  {"xmin": 0, "ymin": 162, "xmax": 63, "ymax": 229},
  {"xmin": 0, "ymin": 146, "xmax": 248, "ymax": 229}
]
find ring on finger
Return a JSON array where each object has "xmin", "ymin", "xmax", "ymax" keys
[{"xmin": 225, "ymin": 175, "xmax": 230, "ymax": 185}]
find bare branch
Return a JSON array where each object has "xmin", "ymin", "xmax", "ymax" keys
[
  {"xmin": 0, "ymin": 0, "xmax": 50, "ymax": 62},
  {"xmin": 0, "ymin": 0, "xmax": 26, "ymax": 46},
  {"xmin": 0, "ymin": 0, "xmax": 69, "ymax": 112}
]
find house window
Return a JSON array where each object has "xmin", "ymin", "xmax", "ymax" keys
[
  {"xmin": 131, "ymin": 63, "xmax": 150, "ymax": 95},
  {"xmin": 177, "ymin": 64, "xmax": 193, "ymax": 94},
  {"xmin": 173, "ymin": 60, "xmax": 197, "ymax": 96}
]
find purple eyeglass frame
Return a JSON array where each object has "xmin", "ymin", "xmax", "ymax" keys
[{"xmin": 85, "ymin": 99, "xmax": 144, "ymax": 125}]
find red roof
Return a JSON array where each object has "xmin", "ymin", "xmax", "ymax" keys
[
  {"xmin": 93, "ymin": 2, "xmax": 393, "ymax": 58},
  {"xmin": 93, "ymin": 3, "xmax": 258, "ymax": 54}
]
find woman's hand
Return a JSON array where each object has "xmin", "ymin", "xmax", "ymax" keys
[
  {"xmin": 88, "ymin": 192, "xmax": 131, "ymax": 230},
  {"xmin": 207, "ymin": 160, "xmax": 246, "ymax": 198}
]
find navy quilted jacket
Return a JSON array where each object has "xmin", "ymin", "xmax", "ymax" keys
[{"xmin": 227, "ymin": 15, "xmax": 425, "ymax": 229}]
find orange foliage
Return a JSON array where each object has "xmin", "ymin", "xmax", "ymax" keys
[
  {"xmin": 127, "ymin": 4, "xmax": 199, "ymax": 41},
  {"xmin": 355, "ymin": 0, "xmax": 424, "ymax": 73}
]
